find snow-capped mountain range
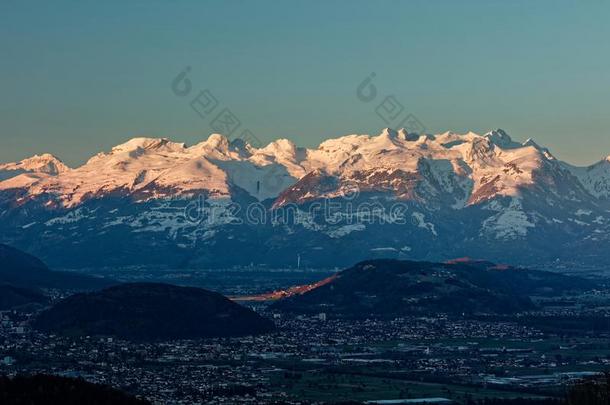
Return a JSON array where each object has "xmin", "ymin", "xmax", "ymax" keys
[{"xmin": 1, "ymin": 128, "xmax": 609, "ymax": 269}]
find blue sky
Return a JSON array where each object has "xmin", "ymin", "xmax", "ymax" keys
[{"xmin": 1, "ymin": 0, "xmax": 609, "ymax": 166}]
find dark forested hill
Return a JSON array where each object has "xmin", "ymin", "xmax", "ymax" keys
[
  {"xmin": 271, "ymin": 259, "xmax": 594, "ymax": 318},
  {"xmin": 34, "ymin": 283, "xmax": 275, "ymax": 341},
  {"xmin": 0, "ymin": 284, "xmax": 48, "ymax": 310}
]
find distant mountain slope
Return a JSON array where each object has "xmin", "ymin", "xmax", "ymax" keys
[
  {"xmin": 0, "ymin": 244, "xmax": 115, "ymax": 290},
  {"xmin": 33, "ymin": 283, "xmax": 275, "ymax": 341},
  {"xmin": 1, "ymin": 128, "xmax": 609, "ymax": 269},
  {"xmin": 271, "ymin": 259, "xmax": 594, "ymax": 318},
  {"xmin": 0, "ymin": 284, "xmax": 48, "ymax": 310}
]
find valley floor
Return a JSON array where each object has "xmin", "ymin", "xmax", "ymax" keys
[
  {"xmin": 3, "ymin": 304, "xmax": 610, "ymax": 403},
  {"xmin": 2, "ymin": 269, "xmax": 610, "ymax": 404}
]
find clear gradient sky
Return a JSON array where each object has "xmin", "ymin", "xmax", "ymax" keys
[{"xmin": 1, "ymin": 0, "xmax": 609, "ymax": 166}]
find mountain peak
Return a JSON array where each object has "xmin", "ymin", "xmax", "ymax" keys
[
  {"xmin": 263, "ymin": 138, "xmax": 296, "ymax": 152},
  {"xmin": 254, "ymin": 140, "xmax": 297, "ymax": 167},
  {"xmin": 188, "ymin": 134, "xmax": 232, "ymax": 156},
  {"xmin": 111, "ymin": 137, "xmax": 186, "ymax": 154},
  {"xmin": 523, "ymin": 138, "xmax": 554, "ymax": 159},
  {"xmin": 397, "ymin": 128, "xmax": 420, "ymax": 141},
  {"xmin": 523, "ymin": 138, "xmax": 544, "ymax": 150},
  {"xmin": 484, "ymin": 129, "xmax": 520, "ymax": 149},
  {"xmin": 204, "ymin": 133, "xmax": 230, "ymax": 149},
  {"xmin": 0, "ymin": 153, "xmax": 70, "ymax": 175},
  {"xmin": 36, "ymin": 153, "xmax": 60, "ymax": 160},
  {"xmin": 379, "ymin": 127, "xmax": 398, "ymax": 138}
]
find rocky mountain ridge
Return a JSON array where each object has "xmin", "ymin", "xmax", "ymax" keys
[{"xmin": 1, "ymin": 129, "xmax": 609, "ymax": 269}]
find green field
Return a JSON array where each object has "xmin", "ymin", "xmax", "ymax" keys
[{"xmin": 271, "ymin": 371, "xmax": 551, "ymax": 403}]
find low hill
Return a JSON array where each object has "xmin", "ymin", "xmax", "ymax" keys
[
  {"xmin": 271, "ymin": 259, "xmax": 594, "ymax": 318},
  {"xmin": 33, "ymin": 283, "xmax": 275, "ymax": 341},
  {"xmin": 0, "ymin": 374, "xmax": 149, "ymax": 405},
  {"xmin": 0, "ymin": 284, "xmax": 48, "ymax": 310},
  {"xmin": 0, "ymin": 244, "xmax": 115, "ymax": 290}
]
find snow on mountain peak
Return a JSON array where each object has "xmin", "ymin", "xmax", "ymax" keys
[
  {"xmin": 187, "ymin": 134, "xmax": 234, "ymax": 159},
  {"xmin": 1, "ymin": 128, "xmax": 609, "ymax": 208},
  {"xmin": 0, "ymin": 153, "xmax": 70, "ymax": 175},
  {"xmin": 565, "ymin": 156, "xmax": 610, "ymax": 198},
  {"xmin": 397, "ymin": 128, "xmax": 420, "ymax": 141},
  {"xmin": 522, "ymin": 138, "xmax": 544, "ymax": 150},
  {"xmin": 0, "ymin": 153, "xmax": 70, "ymax": 188},
  {"xmin": 522, "ymin": 138, "xmax": 555, "ymax": 160},
  {"xmin": 522, "ymin": 138, "xmax": 537, "ymax": 147},
  {"xmin": 379, "ymin": 127, "xmax": 398, "ymax": 138},
  {"xmin": 485, "ymin": 129, "xmax": 521, "ymax": 149},
  {"xmin": 260, "ymin": 138, "xmax": 297, "ymax": 156},
  {"xmin": 111, "ymin": 137, "xmax": 186, "ymax": 154},
  {"xmin": 205, "ymin": 133, "xmax": 229, "ymax": 149}
]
